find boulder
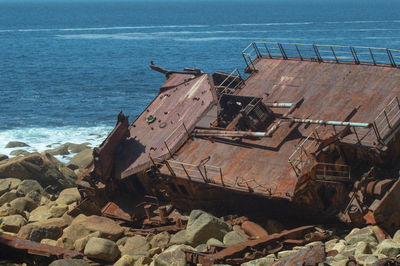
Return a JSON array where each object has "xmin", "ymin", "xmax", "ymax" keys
[
  {"xmin": 154, "ymin": 244, "xmax": 194, "ymax": 266},
  {"xmin": 41, "ymin": 238, "xmax": 58, "ymax": 246},
  {"xmin": 331, "ymin": 239, "xmax": 347, "ymax": 253},
  {"xmin": 114, "ymin": 255, "xmax": 136, "ymax": 266},
  {"xmin": 50, "ymin": 204, "xmax": 68, "ymax": 217},
  {"xmin": 74, "ymin": 231, "xmax": 102, "ymax": 252},
  {"xmin": 150, "ymin": 232, "xmax": 170, "ymax": 249},
  {"xmin": 17, "ymin": 179, "xmax": 44, "ymax": 196},
  {"xmin": 68, "ymin": 142, "xmax": 91, "ymax": 153},
  {"xmin": 223, "ymin": 231, "xmax": 248, "ymax": 246},
  {"xmin": 169, "ymin": 230, "xmax": 189, "ymax": 246},
  {"xmin": 29, "ymin": 205, "xmax": 52, "ymax": 222},
  {"xmin": 206, "ymin": 238, "xmax": 224, "ymax": 248},
  {"xmin": 59, "ymin": 214, "xmax": 124, "ymax": 243},
  {"xmin": 49, "ymin": 259, "xmax": 90, "ymax": 266},
  {"xmin": 56, "ymin": 187, "xmax": 81, "ymax": 205},
  {"xmin": 241, "ymin": 254, "xmax": 276, "ymax": 266},
  {"xmin": 393, "ymin": 230, "xmax": 400, "ymax": 243},
  {"xmin": 66, "ymin": 149, "xmax": 93, "ymax": 170},
  {"xmin": 0, "ymin": 152, "xmax": 76, "ymax": 191},
  {"xmin": 0, "ymin": 214, "xmax": 27, "ymax": 233},
  {"xmin": 134, "ymin": 256, "xmax": 153, "ymax": 266},
  {"xmin": 354, "ymin": 241, "xmax": 374, "ymax": 257},
  {"xmin": 10, "ymin": 149, "xmax": 30, "ymax": 156},
  {"xmin": 181, "ymin": 210, "xmax": 232, "ymax": 247},
  {"xmin": 0, "ymin": 190, "xmax": 18, "ymax": 206},
  {"xmin": 84, "ymin": 237, "xmax": 120, "ymax": 262},
  {"xmin": 5, "ymin": 141, "xmax": 29, "ymax": 148},
  {"xmin": 8, "ymin": 196, "xmax": 38, "ymax": 213},
  {"xmin": 17, "ymin": 217, "xmax": 69, "ymax": 242},
  {"xmin": 0, "ymin": 178, "xmax": 21, "ymax": 196},
  {"xmin": 46, "ymin": 144, "xmax": 70, "ymax": 156},
  {"xmin": 121, "ymin": 235, "xmax": 151, "ymax": 256},
  {"xmin": 374, "ymin": 239, "xmax": 400, "ymax": 257},
  {"xmin": 345, "ymin": 227, "xmax": 378, "ymax": 245},
  {"xmin": 277, "ymin": 250, "xmax": 297, "ymax": 259},
  {"xmin": 0, "ymin": 154, "xmax": 8, "ymax": 162}
]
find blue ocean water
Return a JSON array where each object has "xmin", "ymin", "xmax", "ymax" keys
[{"xmin": 1, "ymin": 0, "xmax": 400, "ymax": 156}]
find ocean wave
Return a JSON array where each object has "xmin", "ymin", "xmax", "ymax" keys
[
  {"xmin": 0, "ymin": 126, "xmax": 113, "ymax": 161},
  {"xmin": 173, "ymin": 37, "xmax": 255, "ymax": 42},
  {"xmin": 220, "ymin": 22, "xmax": 314, "ymax": 27}
]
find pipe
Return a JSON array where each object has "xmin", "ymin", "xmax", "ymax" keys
[
  {"xmin": 193, "ymin": 129, "xmax": 269, "ymax": 138},
  {"xmin": 289, "ymin": 118, "xmax": 371, "ymax": 128}
]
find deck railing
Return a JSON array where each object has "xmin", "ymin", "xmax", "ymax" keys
[
  {"xmin": 215, "ymin": 68, "xmax": 244, "ymax": 95},
  {"xmin": 242, "ymin": 42, "xmax": 400, "ymax": 70}
]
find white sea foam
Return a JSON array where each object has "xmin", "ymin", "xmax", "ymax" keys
[
  {"xmin": 0, "ymin": 126, "xmax": 113, "ymax": 163},
  {"xmin": 173, "ymin": 37, "xmax": 255, "ymax": 42}
]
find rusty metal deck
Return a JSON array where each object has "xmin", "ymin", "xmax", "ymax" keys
[{"xmin": 156, "ymin": 57, "xmax": 400, "ymax": 198}]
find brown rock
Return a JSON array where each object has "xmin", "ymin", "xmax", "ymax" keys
[
  {"xmin": 66, "ymin": 149, "xmax": 93, "ymax": 170},
  {"xmin": 84, "ymin": 237, "xmax": 120, "ymax": 262},
  {"xmin": 5, "ymin": 141, "xmax": 29, "ymax": 148},
  {"xmin": 121, "ymin": 235, "xmax": 151, "ymax": 256},
  {"xmin": 56, "ymin": 187, "xmax": 81, "ymax": 205},
  {"xmin": 0, "ymin": 214, "xmax": 27, "ymax": 233}
]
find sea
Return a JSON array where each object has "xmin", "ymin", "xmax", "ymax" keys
[{"xmin": 1, "ymin": 0, "xmax": 400, "ymax": 161}]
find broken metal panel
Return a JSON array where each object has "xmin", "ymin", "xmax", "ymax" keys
[
  {"xmin": 116, "ymin": 73, "xmax": 218, "ymax": 179},
  {"xmin": 0, "ymin": 232, "xmax": 83, "ymax": 260}
]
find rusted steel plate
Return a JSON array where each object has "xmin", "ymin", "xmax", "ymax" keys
[
  {"xmin": 271, "ymin": 243, "xmax": 326, "ymax": 266},
  {"xmin": 0, "ymin": 232, "xmax": 83, "ymax": 259},
  {"xmin": 184, "ymin": 225, "xmax": 330, "ymax": 265},
  {"xmin": 161, "ymin": 58, "xmax": 400, "ymax": 199},
  {"xmin": 118, "ymin": 73, "xmax": 218, "ymax": 178},
  {"xmin": 101, "ymin": 202, "xmax": 132, "ymax": 222}
]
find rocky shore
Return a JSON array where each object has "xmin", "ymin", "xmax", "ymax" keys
[{"xmin": 0, "ymin": 141, "xmax": 399, "ymax": 265}]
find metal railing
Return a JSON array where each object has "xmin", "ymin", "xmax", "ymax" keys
[
  {"xmin": 242, "ymin": 42, "xmax": 400, "ymax": 70},
  {"xmin": 163, "ymin": 122, "xmax": 190, "ymax": 158},
  {"xmin": 372, "ymin": 96, "xmax": 400, "ymax": 143},
  {"xmin": 314, "ymin": 162, "xmax": 351, "ymax": 182},
  {"xmin": 288, "ymin": 125, "xmax": 322, "ymax": 175},
  {"xmin": 215, "ymin": 68, "xmax": 244, "ymax": 95}
]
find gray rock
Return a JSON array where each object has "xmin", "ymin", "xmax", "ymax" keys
[
  {"xmin": 121, "ymin": 235, "xmax": 151, "ymax": 256},
  {"xmin": 0, "ymin": 214, "xmax": 27, "ymax": 233},
  {"xmin": 374, "ymin": 239, "xmax": 400, "ymax": 257},
  {"xmin": 68, "ymin": 142, "xmax": 91, "ymax": 153},
  {"xmin": 354, "ymin": 241, "xmax": 374, "ymax": 257},
  {"xmin": 16, "ymin": 179, "xmax": 44, "ymax": 197},
  {"xmin": 114, "ymin": 255, "xmax": 136, "ymax": 266},
  {"xmin": 345, "ymin": 227, "xmax": 378, "ymax": 245},
  {"xmin": 183, "ymin": 210, "xmax": 232, "ymax": 247},
  {"xmin": 49, "ymin": 259, "xmax": 90, "ymax": 266},
  {"xmin": 5, "ymin": 141, "xmax": 29, "ymax": 148},
  {"xmin": 150, "ymin": 231, "xmax": 170, "ymax": 249},
  {"xmin": 134, "ymin": 256, "xmax": 153, "ymax": 266},
  {"xmin": 0, "ymin": 154, "xmax": 8, "ymax": 161},
  {"xmin": 29, "ymin": 205, "xmax": 52, "ymax": 222},
  {"xmin": 154, "ymin": 244, "xmax": 194, "ymax": 266},
  {"xmin": 66, "ymin": 149, "xmax": 93, "ymax": 170},
  {"xmin": 206, "ymin": 237, "xmax": 224, "ymax": 248},
  {"xmin": 40, "ymin": 238, "xmax": 58, "ymax": 246},
  {"xmin": 49, "ymin": 204, "xmax": 68, "ymax": 217},
  {"xmin": 241, "ymin": 255, "xmax": 276, "ymax": 266},
  {"xmin": 393, "ymin": 230, "xmax": 400, "ymax": 243},
  {"xmin": 169, "ymin": 230, "xmax": 189, "ymax": 246},
  {"xmin": 10, "ymin": 149, "xmax": 30, "ymax": 156},
  {"xmin": 56, "ymin": 187, "xmax": 81, "ymax": 205},
  {"xmin": 223, "ymin": 230, "xmax": 248, "ymax": 246},
  {"xmin": 9, "ymin": 196, "xmax": 38, "ymax": 212},
  {"xmin": 363, "ymin": 255, "xmax": 379, "ymax": 265},
  {"xmin": 0, "ymin": 190, "xmax": 18, "ymax": 206},
  {"xmin": 46, "ymin": 144, "xmax": 70, "ymax": 156},
  {"xmin": 74, "ymin": 231, "xmax": 102, "ymax": 252},
  {"xmin": 84, "ymin": 237, "xmax": 120, "ymax": 262},
  {"xmin": 17, "ymin": 217, "xmax": 69, "ymax": 242},
  {"xmin": 0, "ymin": 178, "xmax": 21, "ymax": 196}
]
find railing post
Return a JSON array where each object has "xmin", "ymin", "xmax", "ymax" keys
[
  {"xmin": 181, "ymin": 163, "xmax": 191, "ymax": 181},
  {"xmin": 264, "ymin": 43, "xmax": 272, "ymax": 58},
  {"xmin": 331, "ymin": 46, "xmax": 339, "ymax": 63},
  {"xmin": 373, "ymin": 121, "xmax": 382, "ymax": 141},
  {"xmin": 252, "ymin": 42, "xmax": 261, "ymax": 58},
  {"xmin": 295, "ymin": 45, "xmax": 303, "ymax": 61},
  {"xmin": 247, "ymin": 55, "xmax": 256, "ymax": 71},
  {"xmin": 278, "ymin": 43, "xmax": 288, "ymax": 60},
  {"xmin": 164, "ymin": 141, "xmax": 173, "ymax": 157},
  {"xmin": 387, "ymin": 49, "xmax": 397, "ymax": 67},
  {"xmin": 350, "ymin": 47, "xmax": 360, "ymax": 64},
  {"xmin": 219, "ymin": 168, "xmax": 225, "ymax": 186},
  {"xmin": 369, "ymin": 48, "xmax": 376, "ymax": 65},
  {"xmin": 313, "ymin": 45, "xmax": 323, "ymax": 62},
  {"xmin": 242, "ymin": 52, "xmax": 249, "ymax": 68},
  {"xmin": 384, "ymin": 110, "xmax": 392, "ymax": 129},
  {"xmin": 182, "ymin": 122, "xmax": 190, "ymax": 138},
  {"xmin": 165, "ymin": 160, "xmax": 176, "ymax": 177}
]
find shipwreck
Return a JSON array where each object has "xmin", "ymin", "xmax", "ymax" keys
[{"xmin": 78, "ymin": 42, "xmax": 400, "ymax": 235}]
